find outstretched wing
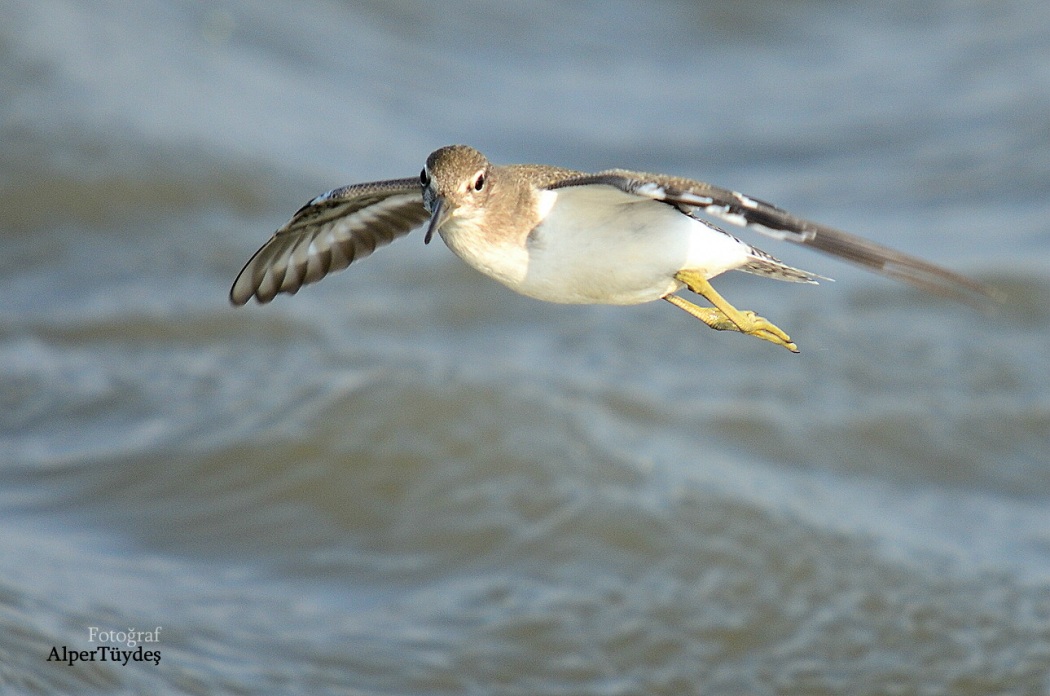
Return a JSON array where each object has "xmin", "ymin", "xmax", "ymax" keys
[
  {"xmin": 550, "ymin": 170, "xmax": 995, "ymax": 305},
  {"xmin": 230, "ymin": 178, "xmax": 430, "ymax": 305}
]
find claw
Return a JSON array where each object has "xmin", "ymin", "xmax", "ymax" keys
[
  {"xmin": 666, "ymin": 271, "xmax": 800, "ymax": 352},
  {"xmin": 736, "ymin": 310, "xmax": 798, "ymax": 351}
]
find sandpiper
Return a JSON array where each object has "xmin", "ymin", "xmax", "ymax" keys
[{"xmin": 230, "ymin": 145, "xmax": 991, "ymax": 352}]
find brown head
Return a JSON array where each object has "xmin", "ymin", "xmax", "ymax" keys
[{"xmin": 420, "ymin": 145, "xmax": 493, "ymax": 243}]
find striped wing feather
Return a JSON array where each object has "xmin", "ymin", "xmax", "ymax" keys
[
  {"xmin": 551, "ymin": 170, "xmax": 995, "ymax": 305},
  {"xmin": 230, "ymin": 178, "xmax": 428, "ymax": 305}
]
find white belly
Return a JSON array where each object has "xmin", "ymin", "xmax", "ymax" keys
[
  {"xmin": 520, "ymin": 187, "xmax": 750, "ymax": 304},
  {"xmin": 440, "ymin": 185, "xmax": 751, "ymax": 306}
]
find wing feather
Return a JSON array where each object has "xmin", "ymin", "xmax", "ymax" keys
[
  {"xmin": 550, "ymin": 171, "xmax": 995, "ymax": 305},
  {"xmin": 230, "ymin": 178, "xmax": 429, "ymax": 305}
]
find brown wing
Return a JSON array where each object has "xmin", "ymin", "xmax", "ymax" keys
[
  {"xmin": 550, "ymin": 170, "xmax": 996, "ymax": 305},
  {"xmin": 230, "ymin": 178, "xmax": 430, "ymax": 305}
]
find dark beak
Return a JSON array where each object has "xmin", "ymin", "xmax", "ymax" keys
[{"xmin": 424, "ymin": 197, "xmax": 450, "ymax": 245}]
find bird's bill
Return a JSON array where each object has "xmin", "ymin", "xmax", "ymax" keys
[{"xmin": 424, "ymin": 197, "xmax": 451, "ymax": 245}]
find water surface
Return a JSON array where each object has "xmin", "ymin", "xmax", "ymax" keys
[{"xmin": 2, "ymin": 1, "xmax": 1049, "ymax": 693}]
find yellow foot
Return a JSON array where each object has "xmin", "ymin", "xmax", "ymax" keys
[{"xmin": 665, "ymin": 271, "xmax": 799, "ymax": 353}]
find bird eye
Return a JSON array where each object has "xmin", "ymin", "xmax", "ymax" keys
[
  {"xmin": 473, "ymin": 173, "xmax": 485, "ymax": 191},
  {"xmin": 420, "ymin": 168, "xmax": 429, "ymax": 186}
]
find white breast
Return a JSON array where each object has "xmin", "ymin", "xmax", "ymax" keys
[
  {"xmin": 438, "ymin": 184, "xmax": 751, "ymax": 306},
  {"xmin": 437, "ymin": 215, "xmax": 532, "ymax": 290},
  {"xmin": 514, "ymin": 186, "xmax": 750, "ymax": 305}
]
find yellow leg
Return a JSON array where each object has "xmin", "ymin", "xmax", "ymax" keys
[{"xmin": 665, "ymin": 270, "xmax": 799, "ymax": 353}]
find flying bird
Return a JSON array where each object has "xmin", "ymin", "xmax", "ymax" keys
[{"xmin": 231, "ymin": 145, "xmax": 992, "ymax": 352}]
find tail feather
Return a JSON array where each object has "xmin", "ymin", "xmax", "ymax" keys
[{"xmin": 738, "ymin": 249, "xmax": 828, "ymax": 284}]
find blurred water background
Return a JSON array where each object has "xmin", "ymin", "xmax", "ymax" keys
[{"xmin": 2, "ymin": 1, "xmax": 1050, "ymax": 693}]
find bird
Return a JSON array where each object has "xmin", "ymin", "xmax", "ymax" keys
[{"xmin": 230, "ymin": 145, "xmax": 993, "ymax": 352}]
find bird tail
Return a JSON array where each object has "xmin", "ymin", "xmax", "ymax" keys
[{"xmin": 738, "ymin": 250, "xmax": 828, "ymax": 284}]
